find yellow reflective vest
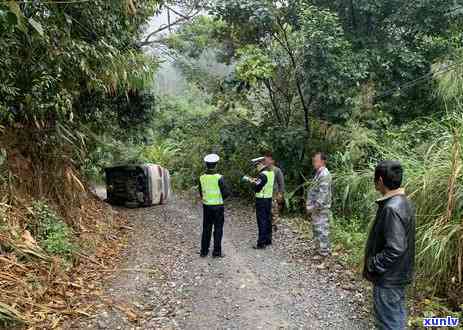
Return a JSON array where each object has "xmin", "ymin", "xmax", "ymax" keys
[
  {"xmin": 256, "ymin": 170, "xmax": 275, "ymax": 199},
  {"xmin": 200, "ymin": 174, "xmax": 224, "ymax": 206}
]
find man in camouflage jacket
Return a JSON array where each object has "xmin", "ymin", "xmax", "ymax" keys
[{"xmin": 306, "ymin": 152, "xmax": 332, "ymax": 257}]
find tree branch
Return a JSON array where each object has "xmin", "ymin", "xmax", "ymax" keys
[
  {"xmin": 275, "ymin": 18, "xmax": 311, "ymax": 134},
  {"xmin": 164, "ymin": 5, "xmax": 194, "ymax": 20},
  {"xmin": 139, "ymin": 10, "xmax": 200, "ymax": 47},
  {"xmin": 264, "ymin": 79, "xmax": 283, "ymax": 124}
]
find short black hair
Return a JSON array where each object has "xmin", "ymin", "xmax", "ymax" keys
[
  {"xmin": 206, "ymin": 162, "xmax": 217, "ymax": 170},
  {"xmin": 263, "ymin": 150, "xmax": 273, "ymax": 158},
  {"xmin": 313, "ymin": 152, "xmax": 327, "ymax": 162},
  {"xmin": 375, "ymin": 160, "xmax": 403, "ymax": 190}
]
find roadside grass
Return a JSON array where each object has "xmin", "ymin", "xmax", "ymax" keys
[
  {"xmin": 330, "ymin": 215, "xmax": 367, "ymax": 267},
  {"xmin": 409, "ymin": 297, "xmax": 463, "ymax": 329}
]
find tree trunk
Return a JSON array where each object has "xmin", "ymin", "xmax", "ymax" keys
[
  {"xmin": 264, "ymin": 79, "xmax": 283, "ymax": 125},
  {"xmin": 274, "ymin": 20, "xmax": 311, "ymax": 135}
]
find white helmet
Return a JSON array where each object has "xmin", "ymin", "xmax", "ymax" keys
[
  {"xmin": 204, "ymin": 154, "xmax": 220, "ymax": 164},
  {"xmin": 251, "ymin": 156, "xmax": 265, "ymax": 165}
]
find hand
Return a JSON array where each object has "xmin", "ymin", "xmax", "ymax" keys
[
  {"xmin": 242, "ymin": 176, "xmax": 257, "ymax": 184},
  {"xmin": 196, "ymin": 195, "xmax": 202, "ymax": 204}
]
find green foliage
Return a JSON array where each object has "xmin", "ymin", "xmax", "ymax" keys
[
  {"xmin": 434, "ymin": 48, "xmax": 463, "ymax": 109},
  {"xmin": 299, "ymin": 5, "xmax": 361, "ymax": 110},
  {"xmin": 141, "ymin": 143, "xmax": 180, "ymax": 168},
  {"xmin": 82, "ymin": 134, "xmax": 139, "ymax": 182},
  {"xmin": 166, "ymin": 16, "xmax": 228, "ymax": 59},
  {"xmin": 30, "ymin": 201, "xmax": 76, "ymax": 259},
  {"xmin": 0, "ymin": 0, "xmax": 160, "ymax": 124},
  {"xmin": 310, "ymin": 0, "xmax": 462, "ymax": 121},
  {"xmin": 0, "ymin": 0, "xmax": 162, "ymax": 207},
  {"xmin": 331, "ymin": 215, "xmax": 367, "ymax": 266},
  {"xmin": 330, "ymin": 114, "xmax": 463, "ymax": 296},
  {"xmin": 205, "ymin": 1, "xmax": 364, "ymax": 130},
  {"xmin": 82, "ymin": 89, "xmax": 213, "ymax": 183},
  {"xmin": 333, "ymin": 167, "xmax": 377, "ymax": 221},
  {"xmin": 77, "ymin": 91, "xmax": 158, "ymax": 142},
  {"xmin": 211, "ymin": 0, "xmax": 278, "ymax": 46},
  {"xmin": 205, "ymin": 0, "xmax": 462, "ymax": 126},
  {"xmin": 236, "ymin": 45, "xmax": 276, "ymax": 85}
]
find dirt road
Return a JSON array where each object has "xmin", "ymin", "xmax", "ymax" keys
[{"xmin": 70, "ymin": 193, "xmax": 370, "ymax": 329}]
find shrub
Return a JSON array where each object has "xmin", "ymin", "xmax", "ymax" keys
[
  {"xmin": 141, "ymin": 142, "xmax": 180, "ymax": 169},
  {"xmin": 30, "ymin": 201, "xmax": 76, "ymax": 259}
]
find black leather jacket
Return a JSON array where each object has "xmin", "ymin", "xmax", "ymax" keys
[{"xmin": 363, "ymin": 193, "xmax": 416, "ymax": 287}]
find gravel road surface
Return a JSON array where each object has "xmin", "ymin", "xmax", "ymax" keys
[{"xmin": 70, "ymin": 193, "xmax": 371, "ymax": 330}]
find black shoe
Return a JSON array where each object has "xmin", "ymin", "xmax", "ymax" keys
[
  {"xmin": 253, "ymin": 244, "xmax": 266, "ymax": 250},
  {"xmin": 199, "ymin": 252, "xmax": 208, "ymax": 258},
  {"xmin": 212, "ymin": 253, "xmax": 225, "ymax": 258},
  {"xmin": 265, "ymin": 241, "xmax": 272, "ymax": 246}
]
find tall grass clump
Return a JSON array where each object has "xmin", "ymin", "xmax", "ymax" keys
[{"xmin": 408, "ymin": 119, "xmax": 462, "ymax": 298}]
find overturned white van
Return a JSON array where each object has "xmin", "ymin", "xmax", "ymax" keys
[{"xmin": 105, "ymin": 164, "xmax": 171, "ymax": 207}]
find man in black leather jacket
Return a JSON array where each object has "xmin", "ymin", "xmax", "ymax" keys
[{"xmin": 363, "ymin": 160, "xmax": 415, "ymax": 330}]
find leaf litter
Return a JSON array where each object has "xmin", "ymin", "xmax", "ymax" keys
[{"xmin": 0, "ymin": 193, "xmax": 132, "ymax": 329}]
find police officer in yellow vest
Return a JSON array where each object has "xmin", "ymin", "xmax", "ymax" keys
[
  {"xmin": 243, "ymin": 157, "xmax": 275, "ymax": 249},
  {"xmin": 198, "ymin": 154, "xmax": 229, "ymax": 258}
]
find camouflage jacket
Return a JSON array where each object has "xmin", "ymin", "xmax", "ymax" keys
[{"xmin": 307, "ymin": 167, "xmax": 332, "ymax": 210}]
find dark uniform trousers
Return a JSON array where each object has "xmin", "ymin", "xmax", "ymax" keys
[
  {"xmin": 201, "ymin": 205, "xmax": 225, "ymax": 256},
  {"xmin": 256, "ymin": 198, "xmax": 272, "ymax": 246}
]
